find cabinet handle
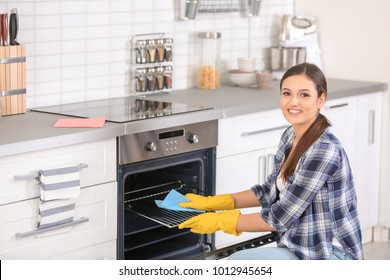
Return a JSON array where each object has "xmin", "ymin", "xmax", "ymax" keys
[
  {"xmin": 13, "ymin": 163, "xmax": 88, "ymax": 181},
  {"xmin": 15, "ymin": 217, "xmax": 89, "ymax": 238},
  {"xmin": 324, "ymin": 103, "xmax": 349, "ymax": 110},
  {"xmin": 368, "ymin": 110, "xmax": 375, "ymax": 144},
  {"xmin": 241, "ymin": 125, "xmax": 289, "ymax": 137},
  {"xmin": 258, "ymin": 156, "xmax": 266, "ymax": 184}
]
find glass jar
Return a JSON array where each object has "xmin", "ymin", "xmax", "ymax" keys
[
  {"xmin": 146, "ymin": 67, "xmax": 156, "ymax": 91},
  {"xmin": 155, "ymin": 39, "xmax": 165, "ymax": 62},
  {"xmin": 147, "ymin": 39, "xmax": 156, "ymax": 63},
  {"xmin": 164, "ymin": 38, "xmax": 173, "ymax": 62},
  {"xmin": 135, "ymin": 68, "xmax": 147, "ymax": 92},
  {"xmin": 155, "ymin": 67, "xmax": 165, "ymax": 91},
  {"xmin": 164, "ymin": 65, "xmax": 173, "ymax": 89},
  {"xmin": 198, "ymin": 32, "xmax": 221, "ymax": 90},
  {"xmin": 135, "ymin": 40, "xmax": 147, "ymax": 64}
]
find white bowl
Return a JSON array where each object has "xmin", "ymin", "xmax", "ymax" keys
[
  {"xmin": 237, "ymin": 57, "xmax": 256, "ymax": 72},
  {"xmin": 228, "ymin": 70, "xmax": 256, "ymax": 87}
]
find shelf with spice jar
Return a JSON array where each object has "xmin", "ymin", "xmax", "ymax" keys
[{"xmin": 130, "ymin": 33, "xmax": 174, "ymax": 96}]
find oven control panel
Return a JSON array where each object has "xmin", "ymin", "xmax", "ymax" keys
[{"xmin": 119, "ymin": 120, "xmax": 218, "ymax": 165}]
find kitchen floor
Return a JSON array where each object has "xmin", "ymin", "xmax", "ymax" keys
[{"xmin": 363, "ymin": 241, "xmax": 390, "ymax": 259}]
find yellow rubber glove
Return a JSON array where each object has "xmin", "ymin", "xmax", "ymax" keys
[
  {"xmin": 178, "ymin": 210, "xmax": 241, "ymax": 236},
  {"xmin": 179, "ymin": 193, "xmax": 235, "ymax": 211}
]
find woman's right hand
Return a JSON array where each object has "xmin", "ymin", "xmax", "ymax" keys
[{"xmin": 179, "ymin": 193, "xmax": 235, "ymax": 211}]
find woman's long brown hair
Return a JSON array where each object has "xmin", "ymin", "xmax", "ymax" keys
[{"xmin": 279, "ymin": 63, "xmax": 332, "ymax": 181}]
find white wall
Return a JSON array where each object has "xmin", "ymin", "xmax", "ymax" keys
[
  {"xmin": 0, "ymin": 0, "xmax": 294, "ymax": 108},
  {"xmin": 295, "ymin": 0, "xmax": 390, "ymax": 230}
]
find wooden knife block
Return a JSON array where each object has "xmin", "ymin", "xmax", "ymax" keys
[{"xmin": 0, "ymin": 45, "xmax": 26, "ymax": 116}]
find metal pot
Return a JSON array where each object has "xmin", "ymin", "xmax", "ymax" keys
[{"xmin": 270, "ymin": 46, "xmax": 306, "ymax": 71}]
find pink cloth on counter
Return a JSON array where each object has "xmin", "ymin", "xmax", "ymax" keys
[{"xmin": 53, "ymin": 117, "xmax": 106, "ymax": 128}]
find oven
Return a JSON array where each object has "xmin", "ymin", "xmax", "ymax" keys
[{"xmin": 117, "ymin": 120, "xmax": 218, "ymax": 260}]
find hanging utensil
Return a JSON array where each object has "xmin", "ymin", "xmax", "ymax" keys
[{"xmin": 9, "ymin": 8, "xmax": 19, "ymax": 46}]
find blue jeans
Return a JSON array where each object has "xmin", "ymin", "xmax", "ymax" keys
[{"xmin": 228, "ymin": 245, "xmax": 354, "ymax": 260}]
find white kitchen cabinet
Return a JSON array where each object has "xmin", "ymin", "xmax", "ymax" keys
[
  {"xmin": 354, "ymin": 93, "xmax": 382, "ymax": 239},
  {"xmin": 0, "ymin": 138, "xmax": 117, "ymax": 259},
  {"xmin": 322, "ymin": 92, "xmax": 382, "ymax": 242},
  {"xmin": 322, "ymin": 96, "xmax": 357, "ymax": 171},
  {"xmin": 215, "ymin": 109, "xmax": 288, "ymax": 249}
]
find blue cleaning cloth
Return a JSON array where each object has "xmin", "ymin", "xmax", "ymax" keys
[{"xmin": 155, "ymin": 189, "xmax": 205, "ymax": 213}]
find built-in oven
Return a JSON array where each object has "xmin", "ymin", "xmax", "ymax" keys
[{"xmin": 117, "ymin": 120, "xmax": 218, "ymax": 259}]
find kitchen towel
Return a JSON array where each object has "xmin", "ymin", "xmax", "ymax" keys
[
  {"xmin": 37, "ymin": 199, "xmax": 76, "ymax": 229},
  {"xmin": 155, "ymin": 189, "xmax": 205, "ymax": 213},
  {"xmin": 53, "ymin": 116, "xmax": 106, "ymax": 128},
  {"xmin": 38, "ymin": 165, "xmax": 81, "ymax": 201},
  {"xmin": 37, "ymin": 165, "xmax": 82, "ymax": 231}
]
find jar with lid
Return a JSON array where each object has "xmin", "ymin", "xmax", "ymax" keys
[
  {"xmin": 155, "ymin": 39, "xmax": 165, "ymax": 62},
  {"xmin": 135, "ymin": 40, "xmax": 147, "ymax": 64},
  {"xmin": 198, "ymin": 32, "xmax": 221, "ymax": 89},
  {"xmin": 147, "ymin": 39, "xmax": 157, "ymax": 63},
  {"xmin": 135, "ymin": 68, "xmax": 147, "ymax": 92},
  {"xmin": 155, "ymin": 67, "xmax": 165, "ymax": 91},
  {"xmin": 164, "ymin": 66, "xmax": 173, "ymax": 89},
  {"xmin": 146, "ymin": 67, "xmax": 156, "ymax": 91},
  {"xmin": 164, "ymin": 38, "xmax": 173, "ymax": 61}
]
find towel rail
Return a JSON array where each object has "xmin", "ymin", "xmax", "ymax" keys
[
  {"xmin": 13, "ymin": 163, "xmax": 88, "ymax": 181},
  {"xmin": 15, "ymin": 217, "xmax": 89, "ymax": 238}
]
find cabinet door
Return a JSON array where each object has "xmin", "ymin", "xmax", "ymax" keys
[
  {"xmin": 0, "ymin": 138, "xmax": 116, "ymax": 206},
  {"xmin": 0, "ymin": 182, "xmax": 117, "ymax": 260},
  {"xmin": 215, "ymin": 150, "xmax": 267, "ymax": 249},
  {"xmin": 354, "ymin": 92, "xmax": 382, "ymax": 230},
  {"xmin": 215, "ymin": 144, "xmax": 279, "ymax": 249},
  {"xmin": 217, "ymin": 109, "xmax": 288, "ymax": 158},
  {"xmin": 322, "ymin": 96, "xmax": 357, "ymax": 171}
]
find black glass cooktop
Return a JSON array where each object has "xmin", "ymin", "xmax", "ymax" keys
[{"xmin": 31, "ymin": 96, "xmax": 213, "ymax": 123}]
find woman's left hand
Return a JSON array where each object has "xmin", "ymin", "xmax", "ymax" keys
[{"xmin": 178, "ymin": 210, "xmax": 241, "ymax": 236}]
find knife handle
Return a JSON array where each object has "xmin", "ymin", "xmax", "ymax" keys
[
  {"xmin": 1, "ymin": 14, "xmax": 8, "ymax": 46},
  {"xmin": 9, "ymin": 14, "xmax": 18, "ymax": 46}
]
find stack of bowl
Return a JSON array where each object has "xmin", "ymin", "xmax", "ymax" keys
[{"xmin": 227, "ymin": 57, "xmax": 256, "ymax": 87}]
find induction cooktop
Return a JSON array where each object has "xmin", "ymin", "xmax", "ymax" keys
[{"xmin": 31, "ymin": 96, "xmax": 213, "ymax": 123}]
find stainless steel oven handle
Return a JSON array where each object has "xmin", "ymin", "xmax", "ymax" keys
[
  {"xmin": 15, "ymin": 217, "xmax": 89, "ymax": 238},
  {"xmin": 241, "ymin": 125, "xmax": 289, "ymax": 137}
]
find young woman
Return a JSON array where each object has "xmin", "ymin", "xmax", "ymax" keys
[{"xmin": 179, "ymin": 63, "xmax": 363, "ymax": 260}]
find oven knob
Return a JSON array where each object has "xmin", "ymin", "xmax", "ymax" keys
[
  {"xmin": 145, "ymin": 141, "xmax": 157, "ymax": 152},
  {"xmin": 188, "ymin": 133, "xmax": 199, "ymax": 144}
]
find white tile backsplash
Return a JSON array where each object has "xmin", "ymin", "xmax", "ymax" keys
[{"xmin": 1, "ymin": 0, "xmax": 293, "ymax": 108}]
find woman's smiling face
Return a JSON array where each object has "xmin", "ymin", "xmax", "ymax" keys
[{"xmin": 280, "ymin": 74, "xmax": 326, "ymax": 136}]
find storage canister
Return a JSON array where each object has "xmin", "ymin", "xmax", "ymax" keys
[{"xmin": 198, "ymin": 32, "xmax": 221, "ymax": 89}]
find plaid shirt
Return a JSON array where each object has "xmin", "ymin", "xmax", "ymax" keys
[{"xmin": 252, "ymin": 126, "xmax": 363, "ymax": 260}]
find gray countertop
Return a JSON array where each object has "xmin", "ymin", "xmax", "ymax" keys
[{"xmin": 0, "ymin": 79, "xmax": 387, "ymax": 157}]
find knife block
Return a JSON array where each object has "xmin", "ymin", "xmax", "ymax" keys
[{"xmin": 0, "ymin": 45, "xmax": 26, "ymax": 116}]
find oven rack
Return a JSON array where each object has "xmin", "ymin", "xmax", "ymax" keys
[
  {"xmin": 125, "ymin": 181, "xmax": 204, "ymax": 228},
  {"xmin": 127, "ymin": 206, "xmax": 200, "ymax": 228}
]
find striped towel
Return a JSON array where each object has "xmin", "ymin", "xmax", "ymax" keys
[
  {"xmin": 38, "ymin": 165, "xmax": 81, "ymax": 201},
  {"xmin": 37, "ymin": 165, "xmax": 81, "ymax": 231},
  {"xmin": 38, "ymin": 199, "xmax": 76, "ymax": 229}
]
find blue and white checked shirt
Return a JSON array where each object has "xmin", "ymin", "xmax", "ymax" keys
[{"xmin": 252, "ymin": 126, "xmax": 364, "ymax": 260}]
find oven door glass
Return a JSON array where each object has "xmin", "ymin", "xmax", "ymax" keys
[{"xmin": 117, "ymin": 148, "xmax": 216, "ymax": 260}]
